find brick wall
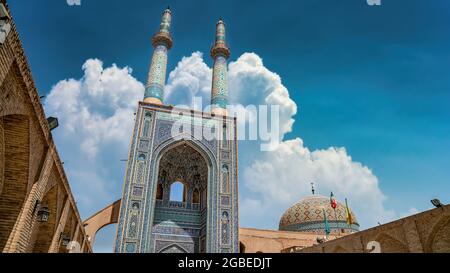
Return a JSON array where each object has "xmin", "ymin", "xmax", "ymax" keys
[
  {"xmin": 0, "ymin": 2, "xmax": 92, "ymax": 253},
  {"xmin": 27, "ymin": 183, "xmax": 57, "ymax": 252},
  {"xmin": 296, "ymin": 205, "xmax": 450, "ymax": 253},
  {"xmin": 0, "ymin": 117, "xmax": 4, "ymax": 196},
  {"xmin": 238, "ymin": 227, "xmax": 340, "ymax": 253},
  {"xmin": 0, "ymin": 114, "xmax": 29, "ymax": 251}
]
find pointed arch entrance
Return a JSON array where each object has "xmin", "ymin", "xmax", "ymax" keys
[{"xmin": 150, "ymin": 140, "xmax": 210, "ymax": 253}]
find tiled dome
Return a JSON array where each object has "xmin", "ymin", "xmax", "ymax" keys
[{"xmin": 279, "ymin": 195, "xmax": 359, "ymax": 234}]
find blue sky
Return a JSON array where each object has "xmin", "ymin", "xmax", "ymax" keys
[{"xmin": 8, "ymin": 0, "xmax": 450, "ymax": 252}]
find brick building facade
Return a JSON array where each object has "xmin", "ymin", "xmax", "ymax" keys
[{"xmin": 0, "ymin": 1, "xmax": 91, "ymax": 253}]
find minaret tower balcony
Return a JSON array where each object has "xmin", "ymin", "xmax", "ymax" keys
[
  {"xmin": 152, "ymin": 31, "xmax": 173, "ymax": 50},
  {"xmin": 144, "ymin": 7, "xmax": 173, "ymax": 105}
]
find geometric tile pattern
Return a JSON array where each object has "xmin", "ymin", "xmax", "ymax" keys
[
  {"xmin": 145, "ymin": 45, "xmax": 168, "ymax": 102},
  {"xmin": 144, "ymin": 8, "xmax": 172, "ymax": 102},
  {"xmin": 114, "ymin": 104, "xmax": 239, "ymax": 253},
  {"xmin": 279, "ymin": 195, "xmax": 359, "ymax": 233},
  {"xmin": 211, "ymin": 56, "xmax": 229, "ymax": 109},
  {"xmin": 211, "ymin": 20, "xmax": 230, "ymax": 110}
]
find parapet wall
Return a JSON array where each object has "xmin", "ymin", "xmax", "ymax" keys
[{"xmin": 295, "ymin": 205, "xmax": 450, "ymax": 253}]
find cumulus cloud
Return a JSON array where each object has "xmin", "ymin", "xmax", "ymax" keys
[
  {"xmin": 45, "ymin": 52, "xmax": 395, "ymax": 233},
  {"xmin": 165, "ymin": 52, "xmax": 297, "ymax": 144},
  {"xmin": 399, "ymin": 207, "xmax": 420, "ymax": 219},
  {"xmin": 45, "ymin": 59, "xmax": 144, "ymax": 219},
  {"xmin": 46, "ymin": 59, "xmax": 143, "ymax": 158},
  {"xmin": 164, "ymin": 51, "xmax": 212, "ymax": 109},
  {"xmin": 161, "ymin": 52, "xmax": 394, "ymax": 229},
  {"xmin": 241, "ymin": 138, "xmax": 396, "ymax": 229},
  {"xmin": 228, "ymin": 53, "xmax": 297, "ymax": 138}
]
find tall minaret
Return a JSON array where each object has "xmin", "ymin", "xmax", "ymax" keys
[
  {"xmin": 210, "ymin": 19, "xmax": 231, "ymax": 116},
  {"xmin": 143, "ymin": 7, "xmax": 173, "ymax": 105}
]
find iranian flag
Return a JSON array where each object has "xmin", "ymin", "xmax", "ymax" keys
[{"xmin": 330, "ymin": 192, "xmax": 337, "ymax": 209}]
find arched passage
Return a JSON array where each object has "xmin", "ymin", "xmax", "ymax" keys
[
  {"xmin": 0, "ymin": 114, "xmax": 30, "ymax": 251},
  {"xmin": 375, "ymin": 233, "xmax": 409, "ymax": 253},
  {"xmin": 151, "ymin": 141, "xmax": 209, "ymax": 253},
  {"xmin": 93, "ymin": 223, "xmax": 117, "ymax": 253},
  {"xmin": 83, "ymin": 199, "xmax": 121, "ymax": 249},
  {"xmin": 426, "ymin": 215, "xmax": 450, "ymax": 253}
]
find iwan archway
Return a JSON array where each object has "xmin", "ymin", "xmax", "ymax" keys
[{"xmin": 150, "ymin": 142, "xmax": 209, "ymax": 253}]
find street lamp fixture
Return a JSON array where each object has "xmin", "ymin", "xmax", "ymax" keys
[
  {"xmin": 431, "ymin": 199, "xmax": 444, "ymax": 208},
  {"xmin": 61, "ymin": 234, "xmax": 71, "ymax": 246},
  {"xmin": 47, "ymin": 117, "xmax": 59, "ymax": 131},
  {"xmin": 37, "ymin": 204, "xmax": 50, "ymax": 223}
]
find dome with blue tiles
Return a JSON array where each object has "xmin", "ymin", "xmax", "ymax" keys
[{"xmin": 279, "ymin": 195, "xmax": 359, "ymax": 234}]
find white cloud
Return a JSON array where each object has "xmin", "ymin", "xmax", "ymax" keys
[
  {"xmin": 45, "ymin": 52, "xmax": 395, "ymax": 232},
  {"xmin": 164, "ymin": 51, "xmax": 212, "ymax": 109},
  {"xmin": 241, "ymin": 138, "xmax": 396, "ymax": 229},
  {"xmin": 46, "ymin": 58, "xmax": 143, "ymax": 158},
  {"xmin": 162, "ymin": 52, "xmax": 394, "ymax": 229},
  {"xmin": 228, "ymin": 53, "xmax": 297, "ymax": 138},
  {"xmin": 165, "ymin": 52, "xmax": 297, "ymax": 144},
  {"xmin": 399, "ymin": 207, "xmax": 420, "ymax": 219},
  {"xmin": 45, "ymin": 59, "xmax": 144, "ymax": 218}
]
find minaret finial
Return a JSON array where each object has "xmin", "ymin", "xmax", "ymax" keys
[
  {"xmin": 143, "ymin": 8, "xmax": 173, "ymax": 105},
  {"xmin": 311, "ymin": 182, "xmax": 315, "ymax": 195},
  {"xmin": 210, "ymin": 18, "xmax": 231, "ymax": 116}
]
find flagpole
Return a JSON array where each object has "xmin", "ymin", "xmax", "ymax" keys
[
  {"xmin": 330, "ymin": 192, "xmax": 340, "ymax": 236},
  {"xmin": 333, "ymin": 207, "xmax": 340, "ymax": 236},
  {"xmin": 322, "ymin": 208, "xmax": 330, "ymax": 241},
  {"xmin": 345, "ymin": 198, "xmax": 352, "ymax": 230}
]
